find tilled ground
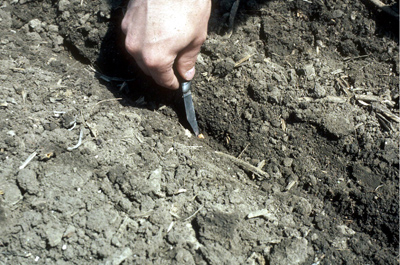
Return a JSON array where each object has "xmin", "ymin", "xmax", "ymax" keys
[{"xmin": 0, "ymin": 0, "xmax": 399, "ymax": 264}]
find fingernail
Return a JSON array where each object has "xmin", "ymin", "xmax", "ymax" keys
[{"xmin": 184, "ymin": 67, "xmax": 195, "ymax": 80}]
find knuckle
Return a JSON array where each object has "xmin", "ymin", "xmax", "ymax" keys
[
  {"xmin": 195, "ymin": 33, "xmax": 208, "ymax": 46},
  {"xmin": 199, "ymin": 33, "xmax": 208, "ymax": 43},
  {"xmin": 155, "ymin": 76, "xmax": 173, "ymax": 88},
  {"xmin": 121, "ymin": 19, "xmax": 128, "ymax": 33},
  {"xmin": 142, "ymin": 56, "xmax": 160, "ymax": 70},
  {"xmin": 143, "ymin": 54, "xmax": 171, "ymax": 73},
  {"xmin": 152, "ymin": 70, "xmax": 177, "ymax": 89},
  {"xmin": 124, "ymin": 38, "xmax": 139, "ymax": 55}
]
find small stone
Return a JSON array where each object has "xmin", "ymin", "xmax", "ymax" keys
[
  {"xmin": 244, "ymin": 110, "xmax": 252, "ymax": 121},
  {"xmin": 141, "ymin": 167, "xmax": 164, "ymax": 197},
  {"xmin": 62, "ymin": 113, "xmax": 76, "ymax": 129},
  {"xmin": 332, "ymin": 10, "xmax": 344, "ymax": 18},
  {"xmin": 46, "ymin": 224, "xmax": 64, "ymax": 247},
  {"xmin": 268, "ymin": 238, "xmax": 312, "ymax": 265},
  {"xmin": 283, "ymin": 158, "xmax": 293, "ymax": 167},
  {"xmin": 101, "ymin": 248, "xmax": 133, "ymax": 265},
  {"xmin": 213, "ymin": 58, "xmax": 235, "ymax": 77},
  {"xmin": 293, "ymin": 197, "xmax": 312, "ymax": 216},
  {"xmin": 63, "ymin": 225, "xmax": 76, "ymax": 238},
  {"xmin": 44, "ymin": 122, "xmax": 57, "ymax": 131},
  {"xmin": 332, "ymin": 237, "xmax": 348, "ymax": 249},
  {"xmin": 337, "ymin": 225, "xmax": 356, "ymax": 236},
  {"xmin": 174, "ymin": 248, "xmax": 195, "ymax": 265},
  {"xmin": 323, "ymin": 113, "xmax": 354, "ymax": 139},
  {"xmin": 312, "ymin": 83, "xmax": 326, "ymax": 98},
  {"xmin": 0, "ymin": 9, "xmax": 12, "ymax": 29},
  {"xmin": 30, "ymin": 197, "xmax": 46, "ymax": 210},
  {"xmin": 111, "ymin": 236, "xmax": 122, "ymax": 247},
  {"xmin": 268, "ymin": 87, "xmax": 282, "ymax": 104},
  {"xmin": 352, "ymin": 163, "xmax": 381, "ymax": 190},
  {"xmin": 316, "ymin": 40, "xmax": 325, "ymax": 48},
  {"xmin": 311, "ymin": 233, "xmax": 318, "ymax": 241},
  {"xmin": 6, "ymin": 130, "xmax": 16, "ymax": 137},
  {"xmin": 303, "ymin": 64, "xmax": 316, "ymax": 80},
  {"xmin": 61, "ymin": 11, "xmax": 70, "ymax": 20},
  {"xmin": 58, "ymin": 0, "xmax": 70, "ymax": 12},
  {"xmin": 79, "ymin": 13, "xmax": 91, "ymax": 25},
  {"xmin": 26, "ymin": 32, "xmax": 42, "ymax": 42},
  {"xmin": 3, "ymin": 182, "xmax": 22, "ymax": 206},
  {"xmin": 48, "ymin": 24, "xmax": 58, "ymax": 32},
  {"xmin": 288, "ymin": 69, "xmax": 297, "ymax": 85},
  {"xmin": 53, "ymin": 35, "xmax": 64, "ymax": 46},
  {"xmin": 229, "ymin": 189, "xmax": 244, "ymax": 204}
]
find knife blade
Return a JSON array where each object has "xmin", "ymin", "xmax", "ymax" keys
[{"xmin": 182, "ymin": 81, "xmax": 199, "ymax": 136}]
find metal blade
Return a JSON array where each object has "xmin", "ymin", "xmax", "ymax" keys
[{"xmin": 182, "ymin": 81, "xmax": 199, "ymax": 136}]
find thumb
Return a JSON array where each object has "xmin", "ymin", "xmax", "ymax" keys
[{"xmin": 176, "ymin": 45, "xmax": 201, "ymax": 81}]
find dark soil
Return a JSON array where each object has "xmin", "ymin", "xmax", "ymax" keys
[{"xmin": 0, "ymin": 0, "xmax": 399, "ymax": 264}]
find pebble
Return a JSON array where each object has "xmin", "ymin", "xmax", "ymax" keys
[
  {"xmin": 28, "ymin": 19, "xmax": 42, "ymax": 32},
  {"xmin": 3, "ymin": 182, "xmax": 22, "ymax": 206},
  {"xmin": 101, "ymin": 247, "xmax": 133, "ymax": 265},
  {"xmin": 337, "ymin": 225, "xmax": 356, "ymax": 236},
  {"xmin": 63, "ymin": 225, "xmax": 76, "ymax": 238},
  {"xmin": 283, "ymin": 158, "xmax": 293, "ymax": 167},
  {"xmin": 45, "ymin": 224, "xmax": 64, "ymax": 247},
  {"xmin": 142, "ymin": 167, "xmax": 164, "ymax": 197},
  {"xmin": 268, "ymin": 238, "xmax": 312, "ymax": 265},
  {"xmin": 303, "ymin": 64, "xmax": 316, "ymax": 80},
  {"xmin": 312, "ymin": 83, "xmax": 326, "ymax": 98},
  {"xmin": 48, "ymin": 24, "xmax": 59, "ymax": 32},
  {"xmin": 268, "ymin": 87, "xmax": 282, "ymax": 104},
  {"xmin": 332, "ymin": 10, "xmax": 344, "ymax": 18},
  {"xmin": 58, "ymin": 0, "xmax": 70, "ymax": 12}
]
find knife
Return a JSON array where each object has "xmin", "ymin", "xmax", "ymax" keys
[{"xmin": 181, "ymin": 81, "xmax": 199, "ymax": 136}]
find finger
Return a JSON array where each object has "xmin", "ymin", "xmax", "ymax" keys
[
  {"xmin": 175, "ymin": 41, "xmax": 203, "ymax": 81},
  {"xmin": 148, "ymin": 62, "xmax": 180, "ymax": 90}
]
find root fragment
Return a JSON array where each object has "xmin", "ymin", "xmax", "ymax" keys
[
  {"xmin": 215, "ymin": 151, "xmax": 270, "ymax": 179},
  {"xmin": 19, "ymin": 151, "xmax": 37, "ymax": 170},
  {"xmin": 67, "ymin": 129, "xmax": 84, "ymax": 151},
  {"xmin": 234, "ymin": 54, "xmax": 256, "ymax": 68},
  {"xmin": 226, "ymin": 0, "xmax": 240, "ymax": 38},
  {"xmin": 365, "ymin": 0, "xmax": 399, "ymax": 19},
  {"xmin": 183, "ymin": 205, "xmax": 204, "ymax": 222}
]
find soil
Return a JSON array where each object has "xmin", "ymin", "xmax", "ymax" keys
[{"xmin": 0, "ymin": 0, "xmax": 399, "ymax": 264}]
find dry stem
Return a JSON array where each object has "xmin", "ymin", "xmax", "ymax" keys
[{"xmin": 215, "ymin": 151, "xmax": 270, "ymax": 179}]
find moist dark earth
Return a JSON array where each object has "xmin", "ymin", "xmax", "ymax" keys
[{"xmin": 0, "ymin": 0, "xmax": 399, "ymax": 264}]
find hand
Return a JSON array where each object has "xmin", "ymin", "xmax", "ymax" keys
[{"xmin": 121, "ymin": 0, "xmax": 211, "ymax": 89}]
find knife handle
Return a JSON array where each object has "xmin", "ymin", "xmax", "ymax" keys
[{"xmin": 181, "ymin": 81, "xmax": 192, "ymax": 94}]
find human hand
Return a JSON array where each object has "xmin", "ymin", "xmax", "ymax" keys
[{"xmin": 121, "ymin": 0, "xmax": 211, "ymax": 89}]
